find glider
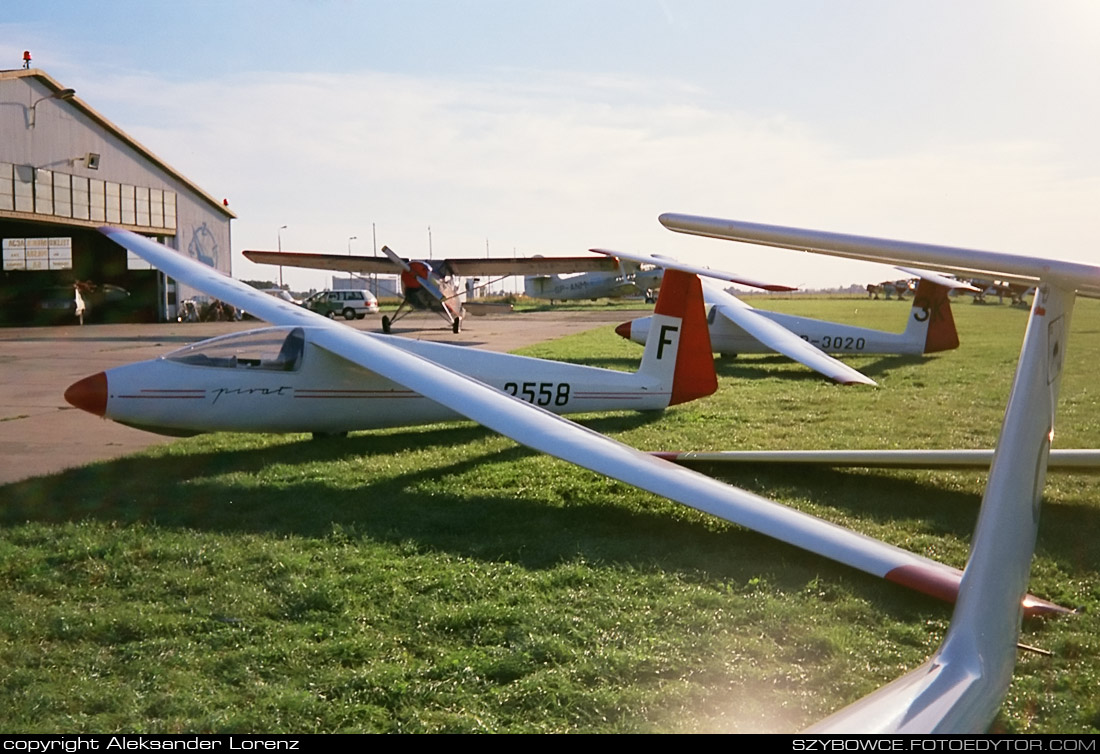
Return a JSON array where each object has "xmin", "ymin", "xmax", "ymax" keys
[
  {"xmin": 658, "ymin": 211, "xmax": 1099, "ymax": 732},
  {"xmin": 68, "ymin": 230, "xmax": 1063, "ymax": 623},
  {"xmin": 242, "ymin": 246, "xmax": 621, "ymax": 333},
  {"xmin": 594, "ymin": 248, "xmax": 973, "ymax": 386}
]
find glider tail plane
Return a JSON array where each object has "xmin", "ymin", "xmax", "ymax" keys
[
  {"xmin": 637, "ymin": 269, "xmax": 717, "ymax": 406},
  {"xmin": 903, "ymin": 279, "xmax": 960, "ymax": 354}
]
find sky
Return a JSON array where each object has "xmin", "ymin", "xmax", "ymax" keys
[{"xmin": 4, "ymin": 1, "xmax": 1099, "ymax": 291}]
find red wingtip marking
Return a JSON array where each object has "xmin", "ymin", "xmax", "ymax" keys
[
  {"xmin": 657, "ymin": 270, "xmax": 717, "ymax": 406},
  {"xmin": 64, "ymin": 372, "xmax": 108, "ymax": 416},
  {"xmin": 885, "ymin": 565, "xmax": 1071, "ymax": 617},
  {"xmin": 885, "ymin": 564, "xmax": 962, "ymax": 605},
  {"xmin": 614, "ymin": 321, "xmax": 632, "ymax": 340}
]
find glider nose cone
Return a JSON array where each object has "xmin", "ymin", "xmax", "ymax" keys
[
  {"xmin": 65, "ymin": 372, "xmax": 108, "ymax": 416},
  {"xmin": 615, "ymin": 321, "xmax": 632, "ymax": 340}
]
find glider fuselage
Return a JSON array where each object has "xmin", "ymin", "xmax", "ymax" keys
[{"xmin": 70, "ymin": 326, "xmax": 682, "ymax": 436}]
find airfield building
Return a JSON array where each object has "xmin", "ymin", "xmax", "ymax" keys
[{"xmin": 0, "ymin": 67, "xmax": 235, "ymax": 324}]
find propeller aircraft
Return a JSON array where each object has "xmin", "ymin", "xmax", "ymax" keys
[
  {"xmin": 65, "ymin": 225, "xmax": 1091, "ymax": 732},
  {"xmin": 242, "ymin": 246, "xmax": 621, "ymax": 334}
]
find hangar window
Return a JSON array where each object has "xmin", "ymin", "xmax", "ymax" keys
[
  {"xmin": 135, "ymin": 186, "xmax": 150, "ymax": 226},
  {"xmin": 89, "ymin": 179, "xmax": 105, "ymax": 221},
  {"xmin": 14, "ymin": 165, "xmax": 34, "ymax": 213},
  {"xmin": 105, "ymin": 181, "xmax": 121, "ymax": 223},
  {"xmin": 149, "ymin": 188, "xmax": 164, "ymax": 228},
  {"xmin": 34, "ymin": 169, "xmax": 53, "ymax": 215},
  {"xmin": 73, "ymin": 177, "xmax": 90, "ymax": 221},
  {"xmin": 164, "ymin": 192, "xmax": 176, "ymax": 230},
  {"xmin": 120, "ymin": 184, "xmax": 135, "ymax": 225},
  {"xmin": 164, "ymin": 327, "xmax": 305, "ymax": 372},
  {"xmin": 0, "ymin": 162, "xmax": 12, "ymax": 211},
  {"xmin": 53, "ymin": 172, "xmax": 72, "ymax": 218}
]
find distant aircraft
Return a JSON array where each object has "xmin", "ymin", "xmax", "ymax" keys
[
  {"xmin": 606, "ymin": 252, "xmax": 971, "ymax": 385},
  {"xmin": 523, "ymin": 260, "xmax": 664, "ymax": 302},
  {"xmin": 596, "ymin": 249, "xmax": 970, "ymax": 385},
  {"xmin": 522, "ymin": 255, "xmax": 798, "ymax": 303},
  {"xmin": 658, "ymin": 210, "xmax": 1098, "ymax": 732},
  {"xmin": 243, "ymin": 246, "xmax": 619, "ymax": 334}
]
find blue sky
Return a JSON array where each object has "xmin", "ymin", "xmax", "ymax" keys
[{"xmin": 4, "ymin": 1, "xmax": 1099, "ymax": 289}]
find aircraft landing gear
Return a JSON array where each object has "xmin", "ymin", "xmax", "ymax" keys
[
  {"xmin": 381, "ymin": 315, "xmax": 392, "ymax": 333},
  {"xmin": 452, "ymin": 318, "xmax": 461, "ymax": 334}
]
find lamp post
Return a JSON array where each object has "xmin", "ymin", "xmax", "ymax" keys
[
  {"xmin": 29, "ymin": 88, "xmax": 75, "ymax": 128},
  {"xmin": 348, "ymin": 236, "xmax": 357, "ymax": 284},
  {"xmin": 277, "ymin": 225, "xmax": 287, "ymax": 287}
]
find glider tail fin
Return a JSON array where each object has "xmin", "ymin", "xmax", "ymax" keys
[
  {"xmin": 904, "ymin": 279, "xmax": 960, "ymax": 353},
  {"xmin": 637, "ymin": 269, "xmax": 717, "ymax": 406}
]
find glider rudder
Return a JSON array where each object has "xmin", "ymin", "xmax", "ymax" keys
[
  {"xmin": 651, "ymin": 270, "xmax": 717, "ymax": 406},
  {"xmin": 913, "ymin": 279, "xmax": 960, "ymax": 353}
]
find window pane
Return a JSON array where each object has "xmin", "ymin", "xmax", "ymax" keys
[
  {"xmin": 105, "ymin": 181, "xmax": 121, "ymax": 223},
  {"xmin": 164, "ymin": 191, "xmax": 177, "ymax": 230},
  {"xmin": 53, "ymin": 172, "xmax": 72, "ymax": 218},
  {"xmin": 14, "ymin": 165, "xmax": 33, "ymax": 212},
  {"xmin": 120, "ymin": 184, "xmax": 135, "ymax": 224},
  {"xmin": 149, "ymin": 188, "xmax": 164, "ymax": 228},
  {"xmin": 0, "ymin": 162, "xmax": 13, "ymax": 211},
  {"xmin": 90, "ymin": 179, "xmax": 105, "ymax": 222},
  {"xmin": 72, "ymin": 176, "xmax": 89, "ymax": 220},
  {"xmin": 135, "ymin": 186, "xmax": 150, "ymax": 226},
  {"xmin": 34, "ymin": 168, "xmax": 53, "ymax": 214}
]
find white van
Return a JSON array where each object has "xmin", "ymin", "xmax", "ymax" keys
[{"xmin": 301, "ymin": 289, "xmax": 380, "ymax": 320}]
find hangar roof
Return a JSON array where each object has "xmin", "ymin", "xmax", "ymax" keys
[{"xmin": 1, "ymin": 68, "xmax": 236, "ymax": 220}]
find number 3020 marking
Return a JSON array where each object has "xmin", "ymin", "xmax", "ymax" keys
[{"xmin": 503, "ymin": 381, "xmax": 570, "ymax": 406}]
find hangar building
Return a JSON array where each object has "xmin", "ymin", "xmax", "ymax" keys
[{"xmin": 0, "ymin": 67, "xmax": 235, "ymax": 324}]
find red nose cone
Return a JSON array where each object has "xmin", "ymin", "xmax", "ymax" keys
[
  {"xmin": 64, "ymin": 372, "xmax": 108, "ymax": 416},
  {"xmin": 614, "ymin": 321, "xmax": 632, "ymax": 339}
]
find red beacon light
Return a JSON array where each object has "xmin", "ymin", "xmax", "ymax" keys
[{"xmin": 22, "ymin": 51, "xmax": 32, "ymax": 69}]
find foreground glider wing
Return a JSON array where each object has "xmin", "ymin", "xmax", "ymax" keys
[
  {"xmin": 100, "ymin": 229, "xmax": 1064, "ymax": 623},
  {"xmin": 658, "ymin": 213, "xmax": 1100, "ymax": 297},
  {"xmin": 656, "ymin": 212, "xmax": 1097, "ymax": 731}
]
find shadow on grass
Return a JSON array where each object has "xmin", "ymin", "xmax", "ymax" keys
[{"xmin": 1, "ymin": 418, "xmax": 1094, "ymax": 613}]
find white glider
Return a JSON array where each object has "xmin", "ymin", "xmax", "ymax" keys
[
  {"xmin": 659, "ymin": 211, "xmax": 1097, "ymax": 732},
  {"xmin": 593, "ymin": 248, "xmax": 972, "ymax": 386},
  {"xmin": 68, "ymin": 229, "xmax": 1067, "ymax": 633}
]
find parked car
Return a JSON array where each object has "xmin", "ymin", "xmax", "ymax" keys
[{"xmin": 300, "ymin": 289, "xmax": 379, "ymax": 320}]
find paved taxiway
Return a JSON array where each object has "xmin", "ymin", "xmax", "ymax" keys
[{"xmin": 0, "ymin": 310, "xmax": 637, "ymax": 485}]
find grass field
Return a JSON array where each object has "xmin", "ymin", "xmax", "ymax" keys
[{"xmin": 2, "ymin": 295, "xmax": 1099, "ymax": 733}]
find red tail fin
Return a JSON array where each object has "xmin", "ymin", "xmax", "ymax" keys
[
  {"xmin": 913, "ymin": 279, "xmax": 960, "ymax": 353},
  {"xmin": 654, "ymin": 270, "xmax": 717, "ymax": 405}
]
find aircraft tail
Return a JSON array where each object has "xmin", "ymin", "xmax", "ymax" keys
[
  {"xmin": 637, "ymin": 269, "xmax": 717, "ymax": 406},
  {"xmin": 903, "ymin": 279, "xmax": 960, "ymax": 353}
]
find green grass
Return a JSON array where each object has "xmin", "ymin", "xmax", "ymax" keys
[{"xmin": 1, "ymin": 296, "xmax": 1099, "ymax": 732}]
